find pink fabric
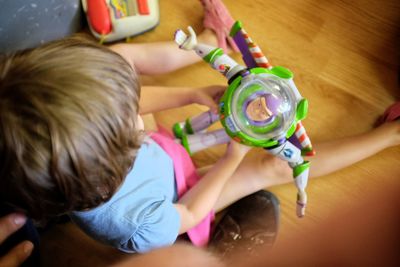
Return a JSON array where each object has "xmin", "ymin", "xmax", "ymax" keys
[
  {"xmin": 150, "ymin": 129, "xmax": 214, "ymax": 247},
  {"xmin": 381, "ymin": 102, "xmax": 400, "ymax": 122},
  {"xmin": 376, "ymin": 101, "xmax": 400, "ymax": 126}
]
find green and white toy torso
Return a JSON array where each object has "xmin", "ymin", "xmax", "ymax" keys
[{"xmin": 219, "ymin": 67, "xmax": 299, "ymax": 148}]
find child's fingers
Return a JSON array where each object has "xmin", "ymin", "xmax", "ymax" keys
[
  {"xmin": 217, "ymin": 31, "xmax": 228, "ymax": 53},
  {"xmin": 206, "ymin": 85, "xmax": 226, "ymax": 103},
  {"xmin": 195, "ymin": 86, "xmax": 225, "ymax": 113},
  {"xmin": 0, "ymin": 241, "xmax": 33, "ymax": 267},
  {"xmin": 227, "ymin": 139, "xmax": 252, "ymax": 157},
  {"xmin": 195, "ymin": 97, "xmax": 217, "ymax": 113},
  {"xmin": 206, "ymin": 99, "xmax": 219, "ymax": 114},
  {"xmin": 0, "ymin": 213, "xmax": 27, "ymax": 244},
  {"xmin": 206, "ymin": 85, "xmax": 226, "ymax": 95}
]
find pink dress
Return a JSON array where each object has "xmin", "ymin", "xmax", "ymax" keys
[{"xmin": 150, "ymin": 129, "xmax": 214, "ymax": 247}]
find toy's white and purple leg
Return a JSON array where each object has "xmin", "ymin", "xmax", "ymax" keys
[
  {"xmin": 178, "ymin": 128, "xmax": 230, "ymax": 155},
  {"xmin": 173, "ymin": 110, "xmax": 220, "ymax": 138},
  {"xmin": 266, "ymin": 140, "xmax": 310, "ymax": 217}
]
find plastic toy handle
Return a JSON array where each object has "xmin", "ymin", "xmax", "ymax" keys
[
  {"xmin": 137, "ymin": 0, "xmax": 150, "ymax": 15},
  {"xmin": 87, "ymin": 0, "xmax": 112, "ymax": 35}
]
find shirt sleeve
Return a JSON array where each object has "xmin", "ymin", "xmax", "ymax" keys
[{"xmin": 119, "ymin": 196, "xmax": 181, "ymax": 253}]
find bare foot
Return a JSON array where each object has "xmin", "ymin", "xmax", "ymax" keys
[
  {"xmin": 374, "ymin": 120, "xmax": 400, "ymax": 147},
  {"xmin": 200, "ymin": 0, "xmax": 239, "ymax": 53},
  {"xmin": 375, "ymin": 101, "xmax": 400, "ymax": 146},
  {"xmin": 387, "ymin": 120, "xmax": 400, "ymax": 147},
  {"xmin": 197, "ymin": 29, "xmax": 223, "ymax": 49}
]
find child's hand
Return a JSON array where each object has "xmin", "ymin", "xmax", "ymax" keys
[
  {"xmin": 225, "ymin": 139, "xmax": 252, "ymax": 160},
  {"xmin": 0, "ymin": 213, "xmax": 33, "ymax": 267},
  {"xmin": 192, "ymin": 85, "xmax": 226, "ymax": 113}
]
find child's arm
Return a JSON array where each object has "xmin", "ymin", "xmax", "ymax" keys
[
  {"xmin": 110, "ymin": 42, "xmax": 200, "ymax": 75},
  {"xmin": 109, "ymin": 30, "xmax": 217, "ymax": 75},
  {"xmin": 174, "ymin": 142, "xmax": 251, "ymax": 234},
  {"xmin": 139, "ymin": 85, "xmax": 225, "ymax": 114}
]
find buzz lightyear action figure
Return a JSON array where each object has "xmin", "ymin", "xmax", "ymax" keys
[{"xmin": 173, "ymin": 21, "xmax": 315, "ymax": 217}]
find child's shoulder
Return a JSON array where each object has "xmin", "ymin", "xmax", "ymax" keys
[{"xmin": 134, "ymin": 134, "xmax": 173, "ymax": 169}]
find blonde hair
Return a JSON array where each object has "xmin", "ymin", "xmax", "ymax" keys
[{"xmin": 0, "ymin": 36, "xmax": 142, "ymax": 221}]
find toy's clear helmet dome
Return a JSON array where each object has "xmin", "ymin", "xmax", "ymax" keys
[{"xmin": 230, "ymin": 74, "xmax": 297, "ymax": 141}]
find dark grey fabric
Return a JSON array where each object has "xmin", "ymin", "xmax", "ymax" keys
[{"xmin": 0, "ymin": 0, "xmax": 84, "ymax": 53}]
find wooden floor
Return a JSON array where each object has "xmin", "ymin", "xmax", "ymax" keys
[{"xmin": 40, "ymin": 0, "xmax": 400, "ymax": 266}]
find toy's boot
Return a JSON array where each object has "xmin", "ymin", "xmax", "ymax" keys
[{"xmin": 292, "ymin": 161, "xmax": 310, "ymax": 217}]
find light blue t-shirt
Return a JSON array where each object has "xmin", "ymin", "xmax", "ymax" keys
[{"xmin": 71, "ymin": 138, "xmax": 180, "ymax": 253}]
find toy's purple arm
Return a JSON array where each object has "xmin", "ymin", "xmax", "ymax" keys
[
  {"xmin": 230, "ymin": 21, "xmax": 272, "ymax": 69},
  {"xmin": 232, "ymin": 30, "xmax": 258, "ymax": 68}
]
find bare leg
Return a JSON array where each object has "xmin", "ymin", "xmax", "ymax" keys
[
  {"xmin": 213, "ymin": 149, "xmax": 291, "ymax": 212},
  {"xmin": 212, "ymin": 121, "xmax": 400, "ymax": 212},
  {"xmin": 306, "ymin": 121, "xmax": 400, "ymax": 177}
]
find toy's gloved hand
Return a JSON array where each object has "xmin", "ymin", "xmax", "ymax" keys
[{"xmin": 174, "ymin": 26, "xmax": 198, "ymax": 51}]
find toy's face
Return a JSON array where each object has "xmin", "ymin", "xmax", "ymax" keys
[{"xmin": 245, "ymin": 96, "xmax": 272, "ymax": 122}]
